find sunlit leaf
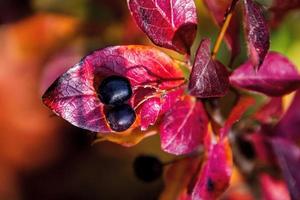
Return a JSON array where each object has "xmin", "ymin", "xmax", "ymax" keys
[
  {"xmin": 140, "ymin": 97, "xmax": 161, "ymax": 130},
  {"xmin": 230, "ymin": 52, "xmax": 300, "ymax": 96},
  {"xmin": 188, "ymin": 38, "xmax": 229, "ymax": 98},
  {"xmin": 135, "ymin": 88, "xmax": 184, "ymax": 131},
  {"xmin": 127, "ymin": 0, "xmax": 197, "ymax": 54},
  {"xmin": 43, "ymin": 45, "xmax": 184, "ymax": 133},
  {"xmin": 160, "ymin": 96, "xmax": 208, "ymax": 155},
  {"xmin": 192, "ymin": 138, "xmax": 233, "ymax": 200},
  {"xmin": 243, "ymin": 0, "xmax": 270, "ymax": 69}
]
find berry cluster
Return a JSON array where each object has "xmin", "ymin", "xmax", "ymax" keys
[{"xmin": 98, "ymin": 76, "xmax": 136, "ymax": 132}]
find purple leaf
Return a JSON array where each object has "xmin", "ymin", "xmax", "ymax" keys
[
  {"xmin": 230, "ymin": 52, "xmax": 300, "ymax": 96},
  {"xmin": 192, "ymin": 139, "xmax": 233, "ymax": 200},
  {"xmin": 127, "ymin": 0, "xmax": 197, "ymax": 54},
  {"xmin": 271, "ymin": 138, "xmax": 300, "ymax": 200},
  {"xmin": 203, "ymin": 0, "xmax": 240, "ymax": 62},
  {"xmin": 42, "ymin": 45, "xmax": 184, "ymax": 133},
  {"xmin": 188, "ymin": 38, "xmax": 230, "ymax": 98},
  {"xmin": 243, "ymin": 0, "xmax": 270, "ymax": 69},
  {"xmin": 160, "ymin": 96, "xmax": 208, "ymax": 155},
  {"xmin": 274, "ymin": 89, "xmax": 300, "ymax": 142}
]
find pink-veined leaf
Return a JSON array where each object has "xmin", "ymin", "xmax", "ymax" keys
[
  {"xmin": 271, "ymin": 138, "xmax": 300, "ymax": 200},
  {"xmin": 243, "ymin": 0, "xmax": 270, "ymax": 69},
  {"xmin": 191, "ymin": 138, "xmax": 233, "ymax": 200},
  {"xmin": 188, "ymin": 38, "xmax": 230, "ymax": 98},
  {"xmin": 42, "ymin": 45, "xmax": 184, "ymax": 133},
  {"xmin": 274, "ymin": 89, "xmax": 300, "ymax": 142},
  {"xmin": 140, "ymin": 97, "xmax": 161, "ymax": 130},
  {"xmin": 230, "ymin": 52, "xmax": 300, "ymax": 96},
  {"xmin": 132, "ymin": 87, "xmax": 184, "ymax": 131},
  {"xmin": 160, "ymin": 96, "xmax": 208, "ymax": 155},
  {"xmin": 203, "ymin": 0, "xmax": 240, "ymax": 62},
  {"xmin": 221, "ymin": 96, "xmax": 255, "ymax": 138},
  {"xmin": 127, "ymin": 0, "xmax": 197, "ymax": 54},
  {"xmin": 260, "ymin": 173, "xmax": 291, "ymax": 200}
]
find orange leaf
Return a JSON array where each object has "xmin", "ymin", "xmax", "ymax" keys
[{"xmin": 95, "ymin": 125, "xmax": 157, "ymax": 147}]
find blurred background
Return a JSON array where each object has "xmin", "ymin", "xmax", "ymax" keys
[{"xmin": 0, "ymin": 0, "xmax": 300, "ymax": 199}]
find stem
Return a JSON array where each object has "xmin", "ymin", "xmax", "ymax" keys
[{"xmin": 211, "ymin": 0, "xmax": 239, "ymax": 59}]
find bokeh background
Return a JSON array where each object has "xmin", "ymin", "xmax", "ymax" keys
[{"xmin": 0, "ymin": 0, "xmax": 300, "ymax": 199}]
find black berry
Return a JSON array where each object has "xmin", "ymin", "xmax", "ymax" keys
[
  {"xmin": 98, "ymin": 75, "xmax": 132, "ymax": 105},
  {"xmin": 105, "ymin": 104, "xmax": 136, "ymax": 132},
  {"xmin": 133, "ymin": 155, "xmax": 163, "ymax": 182},
  {"xmin": 237, "ymin": 136, "xmax": 256, "ymax": 160}
]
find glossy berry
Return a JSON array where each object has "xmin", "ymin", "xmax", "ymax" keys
[
  {"xmin": 105, "ymin": 104, "xmax": 136, "ymax": 132},
  {"xmin": 133, "ymin": 155, "xmax": 163, "ymax": 182},
  {"xmin": 98, "ymin": 75, "xmax": 132, "ymax": 105}
]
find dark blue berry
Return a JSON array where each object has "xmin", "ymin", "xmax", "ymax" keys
[
  {"xmin": 133, "ymin": 155, "xmax": 163, "ymax": 182},
  {"xmin": 237, "ymin": 136, "xmax": 256, "ymax": 160},
  {"xmin": 105, "ymin": 104, "xmax": 136, "ymax": 132},
  {"xmin": 98, "ymin": 75, "xmax": 132, "ymax": 105}
]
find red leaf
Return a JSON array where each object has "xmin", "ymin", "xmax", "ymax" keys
[
  {"xmin": 133, "ymin": 87, "xmax": 184, "ymax": 131},
  {"xmin": 254, "ymin": 97, "xmax": 283, "ymax": 124},
  {"xmin": 274, "ymin": 89, "xmax": 300, "ymax": 142},
  {"xmin": 192, "ymin": 139, "xmax": 233, "ymax": 200},
  {"xmin": 42, "ymin": 45, "xmax": 184, "ymax": 133},
  {"xmin": 203, "ymin": 0, "xmax": 240, "ymax": 61},
  {"xmin": 140, "ymin": 97, "xmax": 161, "ymax": 130},
  {"xmin": 230, "ymin": 52, "xmax": 300, "ymax": 96},
  {"xmin": 188, "ymin": 38, "xmax": 230, "ymax": 98},
  {"xmin": 271, "ymin": 138, "xmax": 300, "ymax": 200},
  {"xmin": 160, "ymin": 88, "xmax": 185, "ymax": 113},
  {"xmin": 260, "ymin": 173, "xmax": 291, "ymax": 200},
  {"xmin": 127, "ymin": 0, "xmax": 197, "ymax": 54},
  {"xmin": 243, "ymin": 0, "xmax": 270, "ymax": 69},
  {"xmin": 160, "ymin": 96, "xmax": 208, "ymax": 155},
  {"xmin": 221, "ymin": 96, "xmax": 255, "ymax": 138}
]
